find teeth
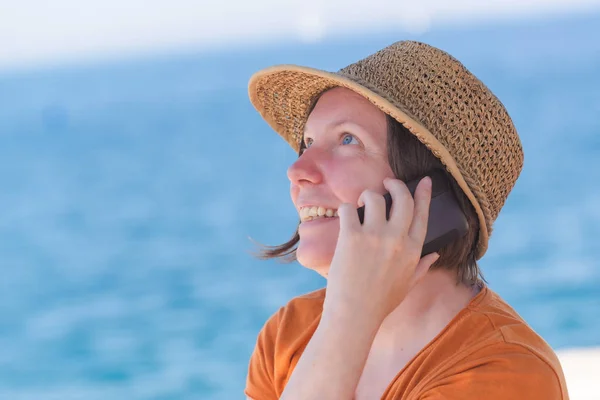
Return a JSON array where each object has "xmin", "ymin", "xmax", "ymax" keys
[{"xmin": 300, "ymin": 206, "xmax": 338, "ymax": 221}]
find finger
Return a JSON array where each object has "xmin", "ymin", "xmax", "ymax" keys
[
  {"xmin": 383, "ymin": 178, "xmax": 414, "ymax": 233},
  {"xmin": 358, "ymin": 189, "xmax": 387, "ymax": 228},
  {"xmin": 337, "ymin": 202, "xmax": 361, "ymax": 233},
  {"xmin": 408, "ymin": 176, "xmax": 432, "ymax": 244}
]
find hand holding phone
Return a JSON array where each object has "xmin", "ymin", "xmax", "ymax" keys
[{"xmin": 356, "ymin": 169, "xmax": 468, "ymax": 257}]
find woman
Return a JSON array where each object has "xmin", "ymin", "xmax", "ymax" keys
[{"xmin": 244, "ymin": 41, "xmax": 569, "ymax": 399}]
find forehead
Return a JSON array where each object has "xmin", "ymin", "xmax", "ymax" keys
[{"xmin": 303, "ymin": 87, "xmax": 387, "ymax": 140}]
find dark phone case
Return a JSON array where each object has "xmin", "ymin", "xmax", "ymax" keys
[{"xmin": 356, "ymin": 169, "xmax": 469, "ymax": 257}]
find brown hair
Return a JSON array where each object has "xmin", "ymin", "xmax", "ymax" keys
[{"xmin": 251, "ymin": 91, "xmax": 484, "ymax": 287}]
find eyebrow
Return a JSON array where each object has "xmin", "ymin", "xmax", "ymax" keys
[{"xmin": 303, "ymin": 120, "xmax": 369, "ymax": 139}]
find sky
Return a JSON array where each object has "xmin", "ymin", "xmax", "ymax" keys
[{"xmin": 1, "ymin": 0, "xmax": 600, "ymax": 71}]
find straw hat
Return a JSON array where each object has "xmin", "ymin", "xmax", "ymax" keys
[{"xmin": 248, "ymin": 40, "xmax": 524, "ymax": 259}]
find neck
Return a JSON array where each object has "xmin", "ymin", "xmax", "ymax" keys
[{"xmin": 373, "ymin": 268, "xmax": 481, "ymax": 349}]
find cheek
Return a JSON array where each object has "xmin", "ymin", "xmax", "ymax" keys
[{"xmin": 325, "ymin": 160, "xmax": 392, "ymax": 203}]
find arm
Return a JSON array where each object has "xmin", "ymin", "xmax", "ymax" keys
[{"xmin": 279, "ymin": 302, "xmax": 382, "ymax": 400}]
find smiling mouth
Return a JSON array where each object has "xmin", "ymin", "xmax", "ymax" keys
[{"xmin": 299, "ymin": 206, "xmax": 339, "ymax": 222}]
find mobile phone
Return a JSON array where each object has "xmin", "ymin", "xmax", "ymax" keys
[{"xmin": 356, "ymin": 169, "xmax": 469, "ymax": 257}]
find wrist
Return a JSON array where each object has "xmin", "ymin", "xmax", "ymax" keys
[{"xmin": 321, "ymin": 296, "xmax": 385, "ymax": 334}]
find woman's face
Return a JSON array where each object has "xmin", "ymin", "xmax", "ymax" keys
[{"xmin": 288, "ymin": 87, "xmax": 395, "ymax": 277}]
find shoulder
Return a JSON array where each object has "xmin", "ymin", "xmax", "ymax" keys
[
  {"xmin": 245, "ymin": 287, "xmax": 326, "ymax": 399},
  {"xmin": 420, "ymin": 286, "xmax": 568, "ymax": 398},
  {"xmin": 263, "ymin": 287, "xmax": 326, "ymax": 341},
  {"xmin": 251, "ymin": 286, "xmax": 327, "ymax": 360},
  {"xmin": 468, "ymin": 287, "xmax": 564, "ymax": 371},
  {"xmin": 279, "ymin": 287, "xmax": 327, "ymax": 321}
]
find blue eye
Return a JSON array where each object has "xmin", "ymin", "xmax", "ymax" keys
[{"xmin": 342, "ymin": 133, "xmax": 358, "ymax": 145}]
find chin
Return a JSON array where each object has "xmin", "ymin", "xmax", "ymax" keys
[{"xmin": 296, "ymin": 238, "xmax": 335, "ymax": 278}]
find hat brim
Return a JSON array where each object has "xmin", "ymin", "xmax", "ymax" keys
[{"xmin": 248, "ymin": 64, "xmax": 489, "ymax": 259}]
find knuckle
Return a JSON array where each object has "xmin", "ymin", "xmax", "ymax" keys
[
  {"xmin": 361, "ymin": 227, "xmax": 386, "ymax": 245},
  {"xmin": 401, "ymin": 188, "xmax": 415, "ymax": 204},
  {"xmin": 382, "ymin": 227, "xmax": 400, "ymax": 239},
  {"xmin": 391, "ymin": 187, "xmax": 413, "ymax": 206},
  {"xmin": 388, "ymin": 179, "xmax": 408, "ymax": 192},
  {"xmin": 361, "ymin": 189, "xmax": 380, "ymax": 202},
  {"xmin": 384, "ymin": 177, "xmax": 403, "ymax": 189},
  {"xmin": 362, "ymin": 226, "xmax": 381, "ymax": 240},
  {"xmin": 382, "ymin": 230, "xmax": 403, "ymax": 248}
]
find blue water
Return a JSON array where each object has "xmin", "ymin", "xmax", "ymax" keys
[{"xmin": 0, "ymin": 12, "xmax": 599, "ymax": 400}]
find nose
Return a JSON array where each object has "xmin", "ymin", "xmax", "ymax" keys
[{"xmin": 287, "ymin": 148, "xmax": 324, "ymax": 187}]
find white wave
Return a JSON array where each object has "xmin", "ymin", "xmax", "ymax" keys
[{"xmin": 1, "ymin": 0, "xmax": 600, "ymax": 71}]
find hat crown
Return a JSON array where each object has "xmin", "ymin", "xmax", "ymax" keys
[{"xmin": 338, "ymin": 41, "xmax": 524, "ymax": 232}]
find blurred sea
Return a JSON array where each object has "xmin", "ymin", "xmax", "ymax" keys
[{"xmin": 0, "ymin": 11, "xmax": 599, "ymax": 400}]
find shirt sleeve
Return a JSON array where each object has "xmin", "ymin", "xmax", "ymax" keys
[
  {"xmin": 416, "ymin": 344, "xmax": 567, "ymax": 400},
  {"xmin": 244, "ymin": 308, "xmax": 282, "ymax": 400}
]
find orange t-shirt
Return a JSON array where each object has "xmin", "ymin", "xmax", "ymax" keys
[{"xmin": 245, "ymin": 285, "xmax": 569, "ymax": 399}]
